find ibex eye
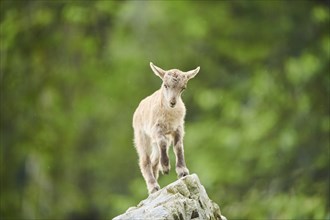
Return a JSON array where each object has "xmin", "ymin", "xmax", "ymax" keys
[{"xmin": 164, "ymin": 84, "xmax": 169, "ymax": 89}]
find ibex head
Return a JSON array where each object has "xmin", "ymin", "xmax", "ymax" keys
[{"xmin": 150, "ymin": 62, "xmax": 200, "ymax": 108}]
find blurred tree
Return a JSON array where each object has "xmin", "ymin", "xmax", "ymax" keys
[{"xmin": 0, "ymin": 1, "xmax": 329, "ymax": 220}]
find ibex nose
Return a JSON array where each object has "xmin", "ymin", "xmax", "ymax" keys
[{"xmin": 170, "ymin": 100, "xmax": 176, "ymax": 108}]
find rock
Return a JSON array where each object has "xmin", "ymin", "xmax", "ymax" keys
[{"xmin": 113, "ymin": 174, "xmax": 227, "ymax": 220}]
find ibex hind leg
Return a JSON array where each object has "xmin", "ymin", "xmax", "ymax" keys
[
  {"xmin": 135, "ymin": 134, "xmax": 160, "ymax": 194},
  {"xmin": 139, "ymin": 155, "xmax": 160, "ymax": 194},
  {"xmin": 151, "ymin": 143, "xmax": 160, "ymax": 180}
]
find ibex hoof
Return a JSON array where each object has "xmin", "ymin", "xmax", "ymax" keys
[
  {"xmin": 178, "ymin": 172, "xmax": 189, "ymax": 178},
  {"xmin": 177, "ymin": 167, "xmax": 189, "ymax": 179},
  {"xmin": 162, "ymin": 168, "xmax": 170, "ymax": 175},
  {"xmin": 148, "ymin": 184, "xmax": 160, "ymax": 194},
  {"xmin": 161, "ymin": 164, "xmax": 171, "ymax": 175}
]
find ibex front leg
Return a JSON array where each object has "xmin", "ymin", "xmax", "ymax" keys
[
  {"xmin": 173, "ymin": 126, "xmax": 189, "ymax": 178},
  {"xmin": 154, "ymin": 124, "xmax": 171, "ymax": 175}
]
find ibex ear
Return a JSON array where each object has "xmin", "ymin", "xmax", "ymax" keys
[
  {"xmin": 150, "ymin": 62, "xmax": 166, "ymax": 79},
  {"xmin": 186, "ymin": 66, "xmax": 200, "ymax": 80}
]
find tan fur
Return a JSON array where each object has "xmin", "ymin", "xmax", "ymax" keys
[{"xmin": 133, "ymin": 62, "xmax": 200, "ymax": 194}]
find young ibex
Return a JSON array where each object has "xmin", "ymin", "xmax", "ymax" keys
[{"xmin": 133, "ymin": 62, "xmax": 200, "ymax": 194}]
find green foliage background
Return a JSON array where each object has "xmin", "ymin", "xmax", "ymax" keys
[{"xmin": 1, "ymin": 1, "xmax": 329, "ymax": 219}]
